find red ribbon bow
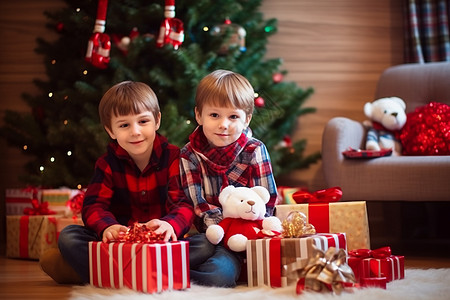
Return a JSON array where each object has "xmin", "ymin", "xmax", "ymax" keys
[
  {"xmin": 292, "ymin": 187, "xmax": 342, "ymax": 203},
  {"xmin": 66, "ymin": 191, "xmax": 85, "ymax": 217},
  {"xmin": 348, "ymin": 246, "xmax": 392, "ymax": 259},
  {"xmin": 23, "ymin": 199, "xmax": 56, "ymax": 215}
]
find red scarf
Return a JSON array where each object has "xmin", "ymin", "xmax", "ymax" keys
[{"xmin": 189, "ymin": 126, "xmax": 249, "ymax": 190}]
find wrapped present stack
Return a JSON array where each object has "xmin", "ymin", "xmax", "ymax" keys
[
  {"xmin": 5, "ymin": 187, "xmax": 84, "ymax": 260},
  {"xmin": 251, "ymin": 186, "xmax": 405, "ymax": 292},
  {"xmin": 89, "ymin": 223, "xmax": 190, "ymax": 293}
]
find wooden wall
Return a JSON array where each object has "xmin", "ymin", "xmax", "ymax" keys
[
  {"xmin": 0, "ymin": 0, "xmax": 404, "ymax": 247},
  {"xmin": 261, "ymin": 0, "xmax": 404, "ymax": 189}
]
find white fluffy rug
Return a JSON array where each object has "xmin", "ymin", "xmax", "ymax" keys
[{"xmin": 70, "ymin": 268, "xmax": 450, "ymax": 300}]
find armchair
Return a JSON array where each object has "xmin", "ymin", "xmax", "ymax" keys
[{"xmin": 322, "ymin": 62, "xmax": 450, "ymax": 201}]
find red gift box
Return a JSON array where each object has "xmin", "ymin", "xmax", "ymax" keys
[
  {"xmin": 89, "ymin": 241, "xmax": 190, "ymax": 293},
  {"xmin": 348, "ymin": 247, "xmax": 405, "ymax": 283},
  {"xmin": 246, "ymin": 233, "xmax": 347, "ymax": 288},
  {"xmin": 6, "ymin": 215, "xmax": 58, "ymax": 259}
]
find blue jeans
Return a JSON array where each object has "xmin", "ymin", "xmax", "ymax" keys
[
  {"xmin": 186, "ymin": 233, "xmax": 243, "ymax": 287},
  {"xmin": 58, "ymin": 224, "xmax": 98, "ymax": 283}
]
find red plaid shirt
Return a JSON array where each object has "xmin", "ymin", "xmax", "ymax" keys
[
  {"xmin": 82, "ymin": 133, "xmax": 194, "ymax": 239},
  {"xmin": 180, "ymin": 127, "xmax": 277, "ymax": 232}
]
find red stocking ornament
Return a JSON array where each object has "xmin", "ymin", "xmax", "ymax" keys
[
  {"xmin": 156, "ymin": 0, "xmax": 184, "ymax": 49},
  {"xmin": 85, "ymin": 0, "xmax": 111, "ymax": 69}
]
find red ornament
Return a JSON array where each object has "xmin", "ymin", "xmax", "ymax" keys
[
  {"xmin": 272, "ymin": 72, "xmax": 283, "ymax": 83},
  {"xmin": 112, "ymin": 27, "xmax": 139, "ymax": 55},
  {"xmin": 399, "ymin": 102, "xmax": 450, "ymax": 155},
  {"xmin": 85, "ymin": 0, "xmax": 111, "ymax": 69},
  {"xmin": 56, "ymin": 22, "xmax": 64, "ymax": 33},
  {"xmin": 255, "ymin": 96, "xmax": 265, "ymax": 108},
  {"xmin": 156, "ymin": 0, "xmax": 184, "ymax": 49}
]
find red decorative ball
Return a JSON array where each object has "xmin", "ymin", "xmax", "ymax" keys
[
  {"xmin": 272, "ymin": 72, "xmax": 283, "ymax": 83},
  {"xmin": 56, "ymin": 22, "xmax": 64, "ymax": 33},
  {"xmin": 399, "ymin": 102, "xmax": 450, "ymax": 155},
  {"xmin": 254, "ymin": 96, "xmax": 265, "ymax": 108}
]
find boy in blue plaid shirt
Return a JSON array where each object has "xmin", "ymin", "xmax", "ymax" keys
[{"xmin": 181, "ymin": 70, "xmax": 277, "ymax": 287}]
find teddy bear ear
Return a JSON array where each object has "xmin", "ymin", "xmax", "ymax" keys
[
  {"xmin": 219, "ymin": 185, "xmax": 235, "ymax": 205},
  {"xmin": 363, "ymin": 102, "xmax": 373, "ymax": 118},
  {"xmin": 392, "ymin": 97, "xmax": 406, "ymax": 110},
  {"xmin": 251, "ymin": 186, "xmax": 270, "ymax": 204}
]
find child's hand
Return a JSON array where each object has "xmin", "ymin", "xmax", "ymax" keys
[
  {"xmin": 102, "ymin": 224, "xmax": 128, "ymax": 242},
  {"xmin": 144, "ymin": 219, "xmax": 177, "ymax": 242}
]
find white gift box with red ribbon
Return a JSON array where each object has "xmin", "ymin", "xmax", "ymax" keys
[{"xmin": 89, "ymin": 241, "xmax": 189, "ymax": 293}]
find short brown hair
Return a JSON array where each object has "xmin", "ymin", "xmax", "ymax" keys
[
  {"xmin": 99, "ymin": 81, "xmax": 160, "ymax": 131},
  {"xmin": 195, "ymin": 70, "xmax": 254, "ymax": 116}
]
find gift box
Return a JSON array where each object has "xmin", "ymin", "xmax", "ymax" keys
[
  {"xmin": 42, "ymin": 188, "xmax": 80, "ymax": 214},
  {"xmin": 275, "ymin": 201, "xmax": 370, "ymax": 250},
  {"xmin": 89, "ymin": 241, "xmax": 190, "ymax": 293},
  {"xmin": 56, "ymin": 217, "xmax": 84, "ymax": 240},
  {"xmin": 246, "ymin": 233, "xmax": 347, "ymax": 288},
  {"xmin": 6, "ymin": 215, "xmax": 58, "ymax": 259},
  {"xmin": 348, "ymin": 247, "xmax": 404, "ymax": 283},
  {"xmin": 5, "ymin": 188, "xmax": 42, "ymax": 215},
  {"xmin": 277, "ymin": 186, "xmax": 302, "ymax": 204}
]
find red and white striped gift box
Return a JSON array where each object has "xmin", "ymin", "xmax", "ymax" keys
[{"xmin": 89, "ymin": 241, "xmax": 189, "ymax": 293}]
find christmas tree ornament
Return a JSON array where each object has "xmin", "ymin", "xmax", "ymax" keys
[
  {"xmin": 156, "ymin": 0, "xmax": 184, "ymax": 49},
  {"xmin": 56, "ymin": 22, "xmax": 64, "ymax": 33},
  {"xmin": 254, "ymin": 96, "xmax": 265, "ymax": 108},
  {"xmin": 276, "ymin": 135, "xmax": 293, "ymax": 149},
  {"xmin": 272, "ymin": 72, "xmax": 283, "ymax": 83},
  {"xmin": 112, "ymin": 27, "xmax": 139, "ymax": 55},
  {"xmin": 85, "ymin": 0, "xmax": 111, "ymax": 69},
  {"xmin": 211, "ymin": 18, "xmax": 246, "ymax": 55}
]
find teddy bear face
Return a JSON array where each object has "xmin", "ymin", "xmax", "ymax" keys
[
  {"xmin": 364, "ymin": 97, "xmax": 407, "ymax": 131},
  {"xmin": 219, "ymin": 186, "xmax": 269, "ymax": 220}
]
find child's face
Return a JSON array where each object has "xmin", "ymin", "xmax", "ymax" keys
[
  {"xmin": 195, "ymin": 104, "xmax": 251, "ymax": 147},
  {"xmin": 105, "ymin": 111, "xmax": 161, "ymax": 165}
]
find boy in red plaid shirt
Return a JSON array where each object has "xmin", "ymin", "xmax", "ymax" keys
[
  {"xmin": 181, "ymin": 70, "xmax": 277, "ymax": 287},
  {"xmin": 40, "ymin": 81, "xmax": 195, "ymax": 284}
]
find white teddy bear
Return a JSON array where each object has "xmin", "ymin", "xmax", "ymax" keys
[
  {"xmin": 363, "ymin": 97, "xmax": 407, "ymax": 156},
  {"xmin": 206, "ymin": 185, "xmax": 282, "ymax": 252}
]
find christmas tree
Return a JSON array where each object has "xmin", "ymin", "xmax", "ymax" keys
[{"xmin": 1, "ymin": 0, "xmax": 319, "ymax": 189}]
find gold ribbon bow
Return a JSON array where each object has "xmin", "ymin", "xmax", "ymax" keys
[
  {"xmin": 281, "ymin": 211, "xmax": 316, "ymax": 238},
  {"xmin": 291, "ymin": 246, "xmax": 356, "ymax": 295}
]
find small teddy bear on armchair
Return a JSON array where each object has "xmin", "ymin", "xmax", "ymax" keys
[
  {"xmin": 206, "ymin": 185, "xmax": 282, "ymax": 252},
  {"xmin": 363, "ymin": 97, "xmax": 407, "ymax": 156}
]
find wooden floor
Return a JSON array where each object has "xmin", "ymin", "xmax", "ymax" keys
[{"xmin": 1, "ymin": 255, "xmax": 450, "ymax": 300}]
